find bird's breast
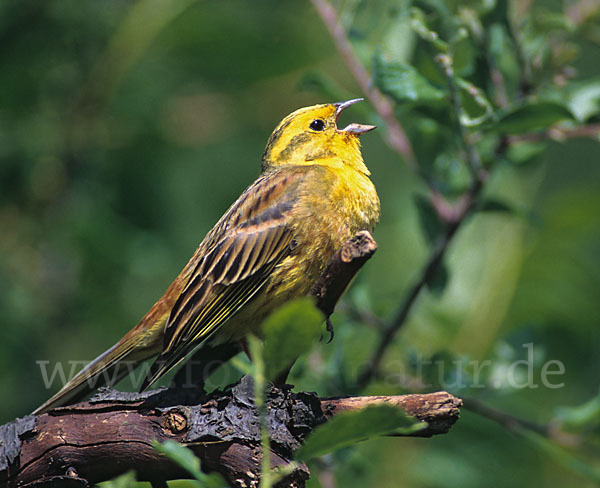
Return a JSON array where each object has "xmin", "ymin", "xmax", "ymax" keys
[{"xmin": 268, "ymin": 165, "xmax": 379, "ymax": 302}]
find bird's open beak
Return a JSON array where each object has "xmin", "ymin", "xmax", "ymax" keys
[{"xmin": 334, "ymin": 98, "xmax": 376, "ymax": 135}]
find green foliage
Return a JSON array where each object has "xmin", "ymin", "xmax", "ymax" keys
[
  {"xmin": 492, "ymin": 102, "xmax": 574, "ymax": 134},
  {"xmin": 262, "ymin": 298, "xmax": 324, "ymax": 381},
  {"xmin": 295, "ymin": 404, "xmax": 424, "ymax": 461},
  {"xmin": 478, "ymin": 198, "xmax": 517, "ymax": 215},
  {"xmin": 425, "ymin": 262, "xmax": 449, "ymax": 297},
  {"xmin": 520, "ymin": 430, "xmax": 600, "ymax": 483},
  {"xmin": 556, "ymin": 392, "xmax": 600, "ymax": 430},
  {"xmin": 413, "ymin": 194, "xmax": 445, "ymax": 244},
  {"xmin": 153, "ymin": 440, "xmax": 227, "ymax": 487},
  {"xmin": 568, "ymin": 80, "xmax": 600, "ymax": 123},
  {"xmin": 505, "ymin": 141, "xmax": 548, "ymax": 166},
  {"xmin": 373, "ymin": 53, "xmax": 445, "ymax": 103},
  {"xmin": 98, "ymin": 471, "xmax": 138, "ymax": 488}
]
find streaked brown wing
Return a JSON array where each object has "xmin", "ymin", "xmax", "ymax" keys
[
  {"xmin": 165, "ymin": 222, "xmax": 293, "ymax": 349},
  {"xmin": 140, "ymin": 170, "xmax": 303, "ymax": 389}
]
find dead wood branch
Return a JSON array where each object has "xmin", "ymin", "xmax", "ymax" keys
[{"xmin": 1, "ymin": 380, "xmax": 461, "ymax": 487}]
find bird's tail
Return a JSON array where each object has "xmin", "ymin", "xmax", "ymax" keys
[
  {"xmin": 33, "ymin": 321, "xmax": 164, "ymax": 415},
  {"xmin": 140, "ymin": 340, "xmax": 242, "ymax": 392},
  {"xmin": 139, "ymin": 342, "xmax": 194, "ymax": 392},
  {"xmin": 32, "ymin": 249, "xmax": 200, "ymax": 415}
]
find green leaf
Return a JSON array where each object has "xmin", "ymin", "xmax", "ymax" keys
[
  {"xmin": 380, "ymin": 15, "xmax": 415, "ymax": 65},
  {"xmin": 409, "ymin": 7, "xmax": 449, "ymax": 52},
  {"xmin": 425, "ymin": 262, "xmax": 449, "ymax": 297},
  {"xmin": 373, "ymin": 53, "xmax": 445, "ymax": 104},
  {"xmin": 432, "ymin": 151, "xmax": 472, "ymax": 194},
  {"xmin": 479, "ymin": 198, "xmax": 517, "ymax": 214},
  {"xmin": 487, "ymin": 23, "xmax": 520, "ymax": 97},
  {"xmin": 505, "ymin": 142, "xmax": 548, "ymax": 166},
  {"xmin": 98, "ymin": 471, "xmax": 137, "ymax": 488},
  {"xmin": 521, "ymin": 430, "xmax": 600, "ymax": 483},
  {"xmin": 479, "ymin": 198, "xmax": 540, "ymax": 226},
  {"xmin": 154, "ymin": 440, "xmax": 202, "ymax": 479},
  {"xmin": 567, "ymin": 78, "xmax": 600, "ymax": 122},
  {"xmin": 555, "ymin": 392, "xmax": 600, "ymax": 429},
  {"xmin": 262, "ymin": 298, "xmax": 324, "ymax": 381},
  {"xmin": 452, "ymin": 33, "xmax": 475, "ymax": 77},
  {"xmin": 493, "ymin": 102, "xmax": 574, "ymax": 134},
  {"xmin": 414, "ymin": 194, "xmax": 445, "ymax": 244},
  {"xmin": 456, "ymin": 77, "xmax": 494, "ymax": 127},
  {"xmin": 154, "ymin": 440, "xmax": 227, "ymax": 486},
  {"xmin": 532, "ymin": 8, "xmax": 576, "ymax": 33},
  {"xmin": 295, "ymin": 404, "xmax": 424, "ymax": 460}
]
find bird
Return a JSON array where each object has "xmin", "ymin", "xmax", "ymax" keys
[{"xmin": 33, "ymin": 98, "xmax": 380, "ymax": 415}]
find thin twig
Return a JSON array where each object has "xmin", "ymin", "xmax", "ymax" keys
[
  {"xmin": 463, "ymin": 397, "xmax": 581, "ymax": 448},
  {"xmin": 310, "ymin": 0, "xmax": 418, "ymax": 170},
  {"xmin": 465, "ymin": 397, "xmax": 549, "ymax": 435},
  {"xmin": 436, "ymin": 53, "xmax": 483, "ymax": 175},
  {"xmin": 484, "ymin": 40, "xmax": 509, "ymax": 108},
  {"xmin": 489, "ymin": 63, "xmax": 509, "ymax": 108},
  {"xmin": 507, "ymin": 3, "xmax": 533, "ymax": 98},
  {"xmin": 509, "ymin": 123, "xmax": 600, "ymax": 143},
  {"xmin": 336, "ymin": 302, "xmax": 386, "ymax": 332},
  {"xmin": 356, "ymin": 174, "xmax": 485, "ymax": 388}
]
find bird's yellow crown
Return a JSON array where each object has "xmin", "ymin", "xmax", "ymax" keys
[{"xmin": 262, "ymin": 98, "xmax": 375, "ymax": 175}]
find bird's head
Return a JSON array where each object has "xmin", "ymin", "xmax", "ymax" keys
[{"xmin": 261, "ymin": 98, "xmax": 375, "ymax": 174}]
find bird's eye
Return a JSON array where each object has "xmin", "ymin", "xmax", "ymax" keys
[{"xmin": 309, "ymin": 119, "xmax": 325, "ymax": 131}]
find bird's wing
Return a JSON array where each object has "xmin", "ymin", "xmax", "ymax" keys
[{"xmin": 141, "ymin": 170, "xmax": 302, "ymax": 389}]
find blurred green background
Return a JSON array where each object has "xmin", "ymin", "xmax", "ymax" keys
[{"xmin": 1, "ymin": 0, "xmax": 599, "ymax": 487}]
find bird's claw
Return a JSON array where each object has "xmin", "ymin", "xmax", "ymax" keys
[{"xmin": 326, "ymin": 318, "xmax": 334, "ymax": 344}]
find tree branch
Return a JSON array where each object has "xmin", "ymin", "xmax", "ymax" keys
[
  {"xmin": 311, "ymin": 230, "xmax": 377, "ymax": 320},
  {"xmin": 0, "ymin": 381, "xmax": 461, "ymax": 487},
  {"xmin": 463, "ymin": 397, "xmax": 580, "ymax": 448},
  {"xmin": 322, "ymin": 391, "xmax": 463, "ymax": 437}
]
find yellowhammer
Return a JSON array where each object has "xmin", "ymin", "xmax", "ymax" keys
[{"xmin": 34, "ymin": 98, "xmax": 380, "ymax": 414}]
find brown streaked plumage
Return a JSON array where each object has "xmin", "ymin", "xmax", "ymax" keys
[{"xmin": 33, "ymin": 98, "xmax": 380, "ymax": 414}]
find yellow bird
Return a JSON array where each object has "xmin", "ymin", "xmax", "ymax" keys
[{"xmin": 34, "ymin": 98, "xmax": 380, "ymax": 414}]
